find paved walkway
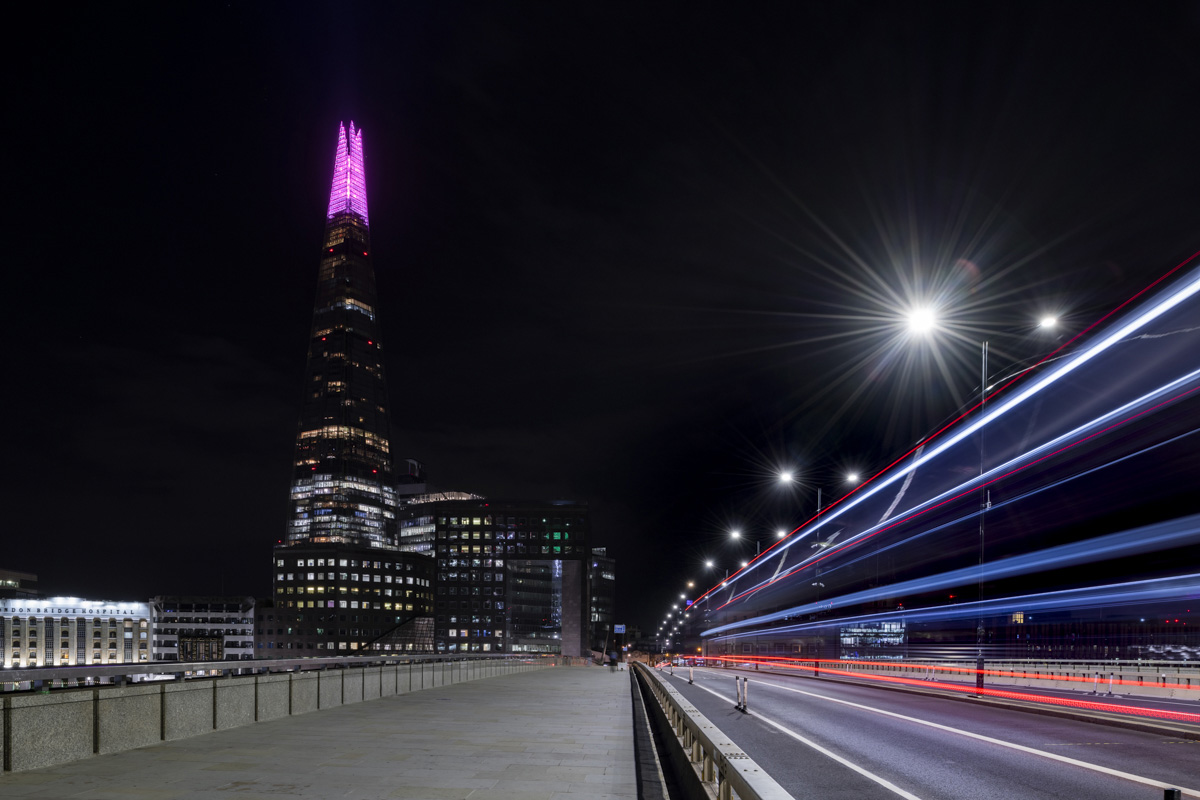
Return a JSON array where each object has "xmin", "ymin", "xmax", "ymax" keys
[{"xmin": 0, "ymin": 665, "xmax": 637, "ymax": 800}]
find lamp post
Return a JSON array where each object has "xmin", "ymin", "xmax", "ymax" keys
[{"xmin": 908, "ymin": 309, "xmax": 1059, "ymax": 694}]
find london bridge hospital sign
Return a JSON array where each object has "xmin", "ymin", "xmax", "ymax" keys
[{"xmin": 0, "ymin": 600, "xmax": 149, "ymax": 619}]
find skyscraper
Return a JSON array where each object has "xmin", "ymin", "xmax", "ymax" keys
[
  {"xmin": 286, "ymin": 122, "xmax": 396, "ymax": 548},
  {"xmin": 268, "ymin": 122, "xmax": 434, "ymax": 657}
]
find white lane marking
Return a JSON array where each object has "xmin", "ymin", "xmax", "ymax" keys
[
  {"xmin": 694, "ymin": 669, "xmax": 1200, "ymax": 798},
  {"xmin": 668, "ymin": 672, "xmax": 925, "ymax": 800}
]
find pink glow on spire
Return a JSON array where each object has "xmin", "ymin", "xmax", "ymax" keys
[{"xmin": 327, "ymin": 121, "xmax": 369, "ymax": 225}]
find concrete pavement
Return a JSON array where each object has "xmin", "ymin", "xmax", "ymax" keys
[{"xmin": 0, "ymin": 664, "xmax": 638, "ymax": 800}]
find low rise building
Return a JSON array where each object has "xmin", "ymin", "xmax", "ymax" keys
[{"xmin": 150, "ymin": 596, "xmax": 256, "ymax": 662}]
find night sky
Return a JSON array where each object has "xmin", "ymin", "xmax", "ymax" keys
[{"xmin": 10, "ymin": 2, "xmax": 1200, "ymax": 634}]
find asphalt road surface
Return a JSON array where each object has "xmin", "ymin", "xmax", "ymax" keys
[{"xmin": 659, "ymin": 667, "xmax": 1199, "ymax": 800}]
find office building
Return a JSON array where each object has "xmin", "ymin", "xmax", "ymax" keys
[
  {"xmin": 400, "ymin": 499, "xmax": 591, "ymax": 655},
  {"xmin": 588, "ymin": 547, "xmax": 616, "ymax": 652},
  {"xmin": 150, "ymin": 596, "xmax": 255, "ymax": 662},
  {"xmin": 265, "ymin": 546, "xmax": 433, "ymax": 654},
  {"xmin": 0, "ymin": 568, "xmax": 38, "ymax": 598}
]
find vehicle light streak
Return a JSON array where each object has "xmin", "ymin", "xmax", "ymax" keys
[
  {"xmin": 705, "ymin": 572, "xmax": 1200, "ymax": 642},
  {"xmin": 698, "ymin": 659, "xmax": 1200, "ymax": 720},
  {"xmin": 711, "ymin": 654, "xmax": 1200, "ymax": 694},
  {"xmin": 745, "ymin": 384, "xmax": 1200, "ymax": 604},
  {"xmin": 702, "ymin": 511, "xmax": 1200, "ymax": 637},
  {"xmin": 694, "ymin": 262, "xmax": 1200, "ymax": 605},
  {"xmin": 714, "ymin": 380, "xmax": 1200, "ymax": 612}
]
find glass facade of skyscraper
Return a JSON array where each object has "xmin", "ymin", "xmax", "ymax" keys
[{"xmin": 286, "ymin": 122, "xmax": 397, "ymax": 549}]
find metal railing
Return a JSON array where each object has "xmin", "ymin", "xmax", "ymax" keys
[{"xmin": 633, "ymin": 662, "xmax": 792, "ymax": 800}]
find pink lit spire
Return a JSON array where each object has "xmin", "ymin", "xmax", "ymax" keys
[{"xmin": 327, "ymin": 121, "xmax": 369, "ymax": 225}]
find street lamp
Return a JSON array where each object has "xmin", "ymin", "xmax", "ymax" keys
[
  {"xmin": 731, "ymin": 528, "xmax": 761, "ymax": 558},
  {"xmin": 907, "ymin": 307, "xmax": 1060, "ymax": 693}
]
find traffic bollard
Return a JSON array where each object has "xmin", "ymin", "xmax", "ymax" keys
[{"xmin": 689, "ymin": 666, "xmax": 694, "ymax": 685}]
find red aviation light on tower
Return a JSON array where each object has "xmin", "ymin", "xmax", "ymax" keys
[{"xmin": 327, "ymin": 121, "xmax": 369, "ymax": 225}]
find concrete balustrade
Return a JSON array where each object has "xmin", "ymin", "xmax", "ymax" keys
[{"xmin": 0, "ymin": 657, "xmax": 552, "ymax": 773}]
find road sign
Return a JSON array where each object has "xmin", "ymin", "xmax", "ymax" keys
[{"xmin": 613, "ymin": 624, "xmax": 626, "ymax": 634}]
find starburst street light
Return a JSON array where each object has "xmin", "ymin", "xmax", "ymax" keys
[{"xmin": 905, "ymin": 306, "xmax": 938, "ymax": 336}]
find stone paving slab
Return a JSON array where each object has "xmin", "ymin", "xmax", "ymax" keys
[{"xmin": 0, "ymin": 666, "xmax": 637, "ymax": 800}]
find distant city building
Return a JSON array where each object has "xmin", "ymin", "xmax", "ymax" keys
[
  {"xmin": 589, "ymin": 547, "xmax": 616, "ymax": 652},
  {"xmin": 150, "ymin": 596, "xmax": 255, "ymax": 662},
  {"xmin": 399, "ymin": 499, "xmax": 591, "ymax": 656},
  {"xmin": 0, "ymin": 597, "xmax": 150, "ymax": 667},
  {"xmin": 397, "ymin": 491, "xmax": 485, "ymax": 554},
  {"xmin": 0, "ymin": 568, "xmax": 38, "ymax": 598},
  {"xmin": 264, "ymin": 545, "xmax": 433, "ymax": 654}
]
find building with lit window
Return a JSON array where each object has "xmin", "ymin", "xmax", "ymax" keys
[
  {"xmin": 150, "ymin": 596, "xmax": 255, "ymax": 662},
  {"xmin": 588, "ymin": 547, "xmax": 616, "ymax": 652},
  {"xmin": 269, "ymin": 121, "xmax": 436, "ymax": 656},
  {"xmin": 285, "ymin": 121, "xmax": 397, "ymax": 550},
  {"xmin": 400, "ymin": 499, "xmax": 591, "ymax": 656},
  {"xmin": 0, "ymin": 598, "xmax": 150, "ymax": 667},
  {"xmin": 264, "ymin": 546, "xmax": 433, "ymax": 654},
  {"xmin": 0, "ymin": 568, "xmax": 38, "ymax": 598}
]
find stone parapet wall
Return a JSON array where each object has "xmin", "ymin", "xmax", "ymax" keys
[{"xmin": 0, "ymin": 657, "xmax": 556, "ymax": 773}]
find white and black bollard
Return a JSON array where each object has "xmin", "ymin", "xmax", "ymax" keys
[
  {"xmin": 1091, "ymin": 671, "xmax": 1099, "ymax": 695},
  {"xmin": 734, "ymin": 676, "xmax": 744, "ymax": 711},
  {"xmin": 1164, "ymin": 789, "xmax": 1182, "ymax": 800},
  {"xmin": 689, "ymin": 666, "xmax": 694, "ymax": 685},
  {"xmin": 742, "ymin": 677, "xmax": 749, "ymax": 713},
  {"xmin": 1106, "ymin": 672, "xmax": 1114, "ymax": 696}
]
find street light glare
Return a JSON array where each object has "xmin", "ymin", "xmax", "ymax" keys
[
  {"xmin": 906, "ymin": 306, "xmax": 937, "ymax": 335},
  {"xmin": 730, "ymin": 529, "xmax": 741, "ymax": 539},
  {"xmin": 705, "ymin": 559, "xmax": 714, "ymax": 568},
  {"xmin": 779, "ymin": 471, "xmax": 793, "ymax": 483},
  {"xmin": 847, "ymin": 472, "xmax": 860, "ymax": 483},
  {"xmin": 1039, "ymin": 315, "xmax": 1058, "ymax": 329},
  {"xmin": 776, "ymin": 528, "xmax": 787, "ymax": 538}
]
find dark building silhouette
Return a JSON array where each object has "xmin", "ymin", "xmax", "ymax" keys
[{"xmin": 588, "ymin": 547, "xmax": 616, "ymax": 652}]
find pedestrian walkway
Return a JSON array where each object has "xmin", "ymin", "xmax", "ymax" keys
[{"xmin": 0, "ymin": 665, "xmax": 637, "ymax": 800}]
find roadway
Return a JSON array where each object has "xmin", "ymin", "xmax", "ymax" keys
[{"xmin": 658, "ymin": 666, "xmax": 1200, "ymax": 800}]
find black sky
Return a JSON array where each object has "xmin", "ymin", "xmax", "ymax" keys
[{"xmin": 8, "ymin": 2, "xmax": 1200, "ymax": 633}]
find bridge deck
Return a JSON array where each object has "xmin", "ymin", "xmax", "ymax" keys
[{"xmin": 0, "ymin": 664, "xmax": 637, "ymax": 800}]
